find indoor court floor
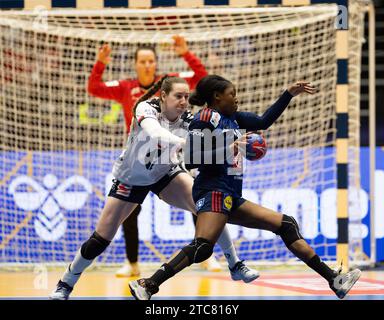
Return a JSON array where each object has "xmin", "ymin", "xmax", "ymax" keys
[{"xmin": 1, "ymin": 267, "xmax": 384, "ymax": 300}]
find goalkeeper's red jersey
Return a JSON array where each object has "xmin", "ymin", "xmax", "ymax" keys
[{"xmin": 87, "ymin": 51, "xmax": 208, "ymax": 133}]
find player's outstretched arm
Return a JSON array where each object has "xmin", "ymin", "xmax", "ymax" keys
[
  {"xmin": 287, "ymin": 81, "xmax": 316, "ymax": 96},
  {"xmin": 235, "ymin": 81, "xmax": 316, "ymax": 131}
]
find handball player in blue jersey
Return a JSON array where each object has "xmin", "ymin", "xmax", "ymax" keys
[{"xmin": 130, "ymin": 75, "xmax": 361, "ymax": 300}]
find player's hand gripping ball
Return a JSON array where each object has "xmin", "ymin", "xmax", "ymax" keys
[{"xmin": 244, "ymin": 132, "xmax": 267, "ymax": 161}]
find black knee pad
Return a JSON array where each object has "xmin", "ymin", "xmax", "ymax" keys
[
  {"xmin": 182, "ymin": 237, "xmax": 214, "ymax": 264},
  {"xmin": 80, "ymin": 231, "xmax": 111, "ymax": 260},
  {"xmin": 274, "ymin": 214, "xmax": 304, "ymax": 247}
]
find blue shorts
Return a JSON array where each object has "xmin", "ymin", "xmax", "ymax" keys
[
  {"xmin": 108, "ymin": 165, "xmax": 186, "ymax": 204},
  {"xmin": 193, "ymin": 190, "xmax": 246, "ymax": 214}
]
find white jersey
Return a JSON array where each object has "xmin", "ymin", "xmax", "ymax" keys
[{"xmin": 112, "ymin": 98, "xmax": 192, "ymax": 186}]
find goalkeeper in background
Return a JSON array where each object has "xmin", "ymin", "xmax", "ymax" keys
[{"xmin": 87, "ymin": 35, "xmax": 222, "ymax": 277}]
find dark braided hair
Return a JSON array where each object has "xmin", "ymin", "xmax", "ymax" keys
[
  {"xmin": 189, "ymin": 75, "xmax": 232, "ymax": 107},
  {"xmin": 134, "ymin": 75, "xmax": 188, "ymax": 111}
]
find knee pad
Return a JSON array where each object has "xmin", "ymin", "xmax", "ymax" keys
[
  {"xmin": 274, "ymin": 214, "xmax": 304, "ymax": 247},
  {"xmin": 80, "ymin": 231, "xmax": 111, "ymax": 260},
  {"xmin": 182, "ymin": 237, "xmax": 214, "ymax": 264}
]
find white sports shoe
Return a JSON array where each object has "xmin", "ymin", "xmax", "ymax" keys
[
  {"xmin": 115, "ymin": 262, "xmax": 141, "ymax": 277},
  {"xmin": 200, "ymin": 255, "xmax": 222, "ymax": 272},
  {"xmin": 49, "ymin": 280, "xmax": 73, "ymax": 300},
  {"xmin": 229, "ymin": 260, "xmax": 260, "ymax": 283},
  {"xmin": 330, "ymin": 268, "xmax": 361, "ymax": 299},
  {"xmin": 129, "ymin": 278, "xmax": 159, "ymax": 300}
]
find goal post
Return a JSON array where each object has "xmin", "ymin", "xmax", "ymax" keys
[{"xmin": 0, "ymin": 3, "xmax": 372, "ymax": 268}]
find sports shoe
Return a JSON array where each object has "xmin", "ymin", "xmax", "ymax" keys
[
  {"xmin": 229, "ymin": 260, "xmax": 260, "ymax": 283},
  {"xmin": 330, "ymin": 267, "xmax": 361, "ymax": 299},
  {"xmin": 200, "ymin": 255, "xmax": 222, "ymax": 272},
  {"xmin": 49, "ymin": 280, "xmax": 73, "ymax": 300},
  {"xmin": 115, "ymin": 262, "xmax": 141, "ymax": 277},
  {"xmin": 129, "ymin": 278, "xmax": 159, "ymax": 300}
]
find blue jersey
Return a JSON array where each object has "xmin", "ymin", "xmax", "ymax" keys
[
  {"xmin": 186, "ymin": 90, "xmax": 293, "ymax": 199},
  {"xmin": 187, "ymin": 109, "xmax": 243, "ymax": 198}
]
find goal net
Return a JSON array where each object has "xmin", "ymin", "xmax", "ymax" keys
[{"xmin": 0, "ymin": 4, "xmax": 367, "ymax": 267}]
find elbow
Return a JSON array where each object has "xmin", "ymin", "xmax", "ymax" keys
[
  {"xmin": 87, "ymin": 81, "xmax": 94, "ymax": 94},
  {"xmin": 87, "ymin": 82, "xmax": 97, "ymax": 96}
]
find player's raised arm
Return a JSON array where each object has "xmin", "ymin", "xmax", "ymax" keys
[
  {"xmin": 172, "ymin": 35, "xmax": 189, "ymax": 56},
  {"xmin": 87, "ymin": 43, "xmax": 125, "ymax": 101},
  {"xmin": 235, "ymin": 81, "xmax": 316, "ymax": 131},
  {"xmin": 172, "ymin": 35, "xmax": 208, "ymax": 88},
  {"xmin": 97, "ymin": 43, "xmax": 112, "ymax": 65}
]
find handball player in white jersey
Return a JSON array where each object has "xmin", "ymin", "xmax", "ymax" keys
[{"xmin": 49, "ymin": 76, "xmax": 258, "ymax": 300}]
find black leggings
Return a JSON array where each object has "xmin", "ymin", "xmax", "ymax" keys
[{"xmin": 122, "ymin": 206, "xmax": 198, "ymax": 263}]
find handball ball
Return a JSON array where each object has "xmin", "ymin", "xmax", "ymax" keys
[{"xmin": 244, "ymin": 132, "xmax": 267, "ymax": 161}]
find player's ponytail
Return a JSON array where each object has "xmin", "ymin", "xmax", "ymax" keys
[
  {"xmin": 189, "ymin": 75, "xmax": 232, "ymax": 107},
  {"xmin": 133, "ymin": 75, "xmax": 168, "ymax": 112},
  {"xmin": 188, "ymin": 91, "xmax": 205, "ymax": 106}
]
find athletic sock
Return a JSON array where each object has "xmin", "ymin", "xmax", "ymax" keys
[
  {"xmin": 306, "ymin": 254, "xmax": 337, "ymax": 283},
  {"xmin": 216, "ymin": 227, "xmax": 240, "ymax": 268},
  {"xmin": 149, "ymin": 263, "xmax": 176, "ymax": 287},
  {"xmin": 149, "ymin": 245, "xmax": 193, "ymax": 287},
  {"xmin": 61, "ymin": 250, "xmax": 93, "ymax": 288}
]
